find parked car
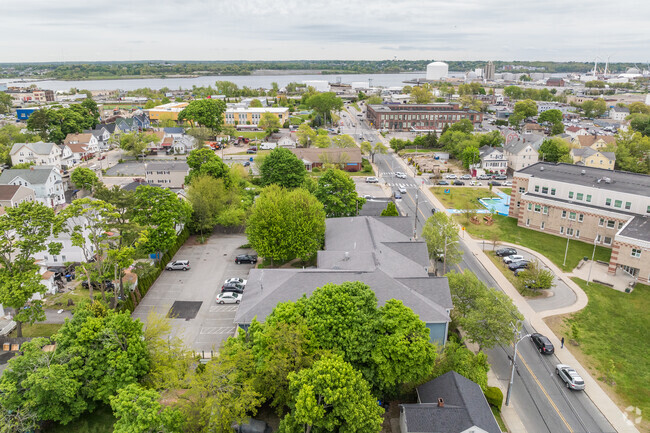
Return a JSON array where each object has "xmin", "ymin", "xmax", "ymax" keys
[
  {"xmin": 246, "ymin": 147, "xmax": 257, "ymax": 154},
  {"xmin": 436, "ymin": 180, "xmax": 449, "ymax": 185},
  {"xmin": 503, "ymin": 254, "xmax": 524, "ymax": 264},
  {"xmin": 395, "ymin": 172, "xmax": 407, "ymax": 179},
  {"xmin": 556, "ymin": 364, "xmax": 585, "ymax": 390},
  {"xmin": 508, "ymin": 260, "xmax": 530, "ymax": 271},
  {"xmin": 478, "ymin": 174, "xmax": 491, "ymax": 180},
  {"xmin": 166, "ymin": 260, "xmax": 190, "ymax": 271},
  {"xmin": 221, "ymin": 283, "xmax": 245, "ymax": 294},
  {"xmin": 514, "ymin": 268, "xmax": 526, "ymax": 277},
  {"xmin": 452, "ymin": 180, "xmax": 465, "ymax": 186},
  {"xmin": 461, "ymin": 174, "xmax": 472, "ymax": 180},
  {"xmin": 98, "ymin": 155, "xmax": 106, "ymax": 160},
  {"xmin": 235, "ymin": 254, "xmax": 258, "ymax": 264},
  {"xmin": 502, "ymin": 181, "xmax": 512, "ymax": 186},
  {"xmin": 243, "ymin": 161, "xmax": 250, "ymax": 167},
  {"xmin": 81, "ymin": 280, "xmax": 114, "ymax": 290},
  {"xmin": 365, "ymin": 176, "xmax": 379, "ymax": 183},
  {"xmin": 445, "ymin": 174, "xmax": 457, "ymax": 179},
  {"xmin": 469, "ymin": 181, "xmax": 483, "ymax": 186},
  {"xmin": 216, "ymin": 292, "xmax": 242, "ymax": 304},
  {"xmin": 531, "ymin": 333, "xmax": 555, "ymax": 354},
  {"xmin": 488, "ymin": 181, "xmax": 502, "ymax": 186},
  {"xmin": 225, "ymin": 277, "xmax": 246, "ymax": 286},
  {"xmin": 494, "ymin": 174, "xmax": 507, "ymax": 180},
  {"xmin": 496, "ymin": 247, "xmax": 517, "ymax": 257}
]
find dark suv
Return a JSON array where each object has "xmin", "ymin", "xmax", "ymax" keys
[
  {"xmin": 495, "ymin": 247, "xmax": 517, "ymax": 257},
  {"xmin": 235, "ymin": 254, "xmax": 258, "ymax": 264},
  {"xmin": 222, "ymin": 282, "xmax": 245, "ymax": 294},
  {"xmin": 531, "ymin": 333, "xmax": 555, "ymax": 354}
]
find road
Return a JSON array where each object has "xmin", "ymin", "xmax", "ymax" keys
[{"xmin": 351, "ymin": 111, "xmax": 615, "ymax": 433}]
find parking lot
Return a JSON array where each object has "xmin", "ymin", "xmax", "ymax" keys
[{"xmin": 132, "ymin": 233, "xmax": 256, "ymax": 354}]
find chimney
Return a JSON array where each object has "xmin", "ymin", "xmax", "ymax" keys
[{"xmin": 437, "ymin": 398, "xmax": 444, "ymax": 407}]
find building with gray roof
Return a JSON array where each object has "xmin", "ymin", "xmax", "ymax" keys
[{"xmin": 0, "ymin": 166, "xmax": 64, "ymax": 208}]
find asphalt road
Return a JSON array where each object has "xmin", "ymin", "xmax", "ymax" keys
[{"xmin": 359, "ymin": 122, "xmax": 614, "ymax": 433}]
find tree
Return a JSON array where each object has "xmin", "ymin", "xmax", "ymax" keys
[
  {"xmin": 539, "ymin": 138, "xmax": 571, "ymax": 162},
  {"xmin": 628, "ymin": 102, "xmax": 649, "ymax": 115},
  {"xmin": 246, "ymin": 185, "xmax": 325, "ymax": 263},
  {"xmin": 477, "ymin": 130, "xmax": 504, "ymax": 147},
  {"xmin": 411, "ymin": 85, "xmax": 433, "ymax": 104},
  {"xmin": 178, "ymin": 99, "xmax": 227, "ymax": 133},
  {"xmin": 611, "ymin": 130, "xmax": 650, "ymax": 173},
  {"xmin": 538, "ymin": 109, "xmax": 563, "ymax": 125},
  {"xmin": 119, "ymin": 132, "xmax": 159, "ymax": 158},
  {"xmin": 296, "ymin": 123, "xmax": 317, "ymax": 147},
  {"xmin": 380, "ymin": 201, "xmax": 399, "ymax": 216},
  {"xmin": 70, "ymin": 167, "xmax": 99, "ymax": 192},
  {"xmin": 581, "ymin": 99, "xmax": 607, "ymax": 118},
  {"xmin": 249, "ymin": 98, "xmax": 263, "ymax": 108},
  {"xmin": 259, "ymin": 112, "xmax": 281, "ymax": 135},
  {"xmin": 551, "ymin": 122, "xmax": 565, "ymax": 135},
  {"xmin": 187, "ymin": 174, "xmax": 231, "ymax": 236},
  {"xmin": 366, "ymin": 95, "xmax": 383, "ymax": 105},
  {"xmin": 279, "ymin": 355, "xmax": 384, "ymax": 433},
  {"xmin": 305, "ymin": 92, "xmax": 343, "ymax": 124},
  {"xmin": 314, "ymin": 169, "xmax": 364, "ymax": 217},
  {"xmin": 185, "ymin": 147, "xmax": 231, "ymax": 185},
  {"xmin": 331, "ymin": 134, "xmax": 356, "ymax": 148},
  {"xmin": 215, "ymin": 80, "xmax": 241, "ymax": 98},
  {"xmin": 461, "ymin": 145, "xmax": 480, "ymax": 169},
  {"xmin": 360, "ymin": 140, "xmax": 388, "ymax": 163},
  {"xmin": 313, "ymin": 134, "xmax": 331, "ymax": 148},
  {"xmin": 432, "ymin": 340, "xmax": 489, "ymax": 391},
  {"xmin": 447, "ymin": 119, "xmax": 474, "ymax": 134},
  {"xmin": 628, "ymin": 113, "xmax": 650, "ymax": 136},
  {"xmin": 260, "ymin": 147, "xmax": 307, "ymax": 188},
  {"xmin": 513, "ymin": 99, "xmax": 538, "ymax": 120},
  {"xmin": 421, "ymin": 212, "xmax": 462, "ymax": 273},
  {"xmin": 110, "ymin": 384, "xmax": 182, "ymax": 433},
  {"xmin": 26, "ymin": 108, "xmax": 51, "ymax": 139},
  {"xmin": 504, "ymin": 86, "xmax": 524, "ymax": 100},
  {"xmin": 517, "ymin": 260, "xmax": 554, "ymax": 292},
  {"xmin": 0, "ymin": 202, "xmax": 61, "ymax": 337},
  {"xmin": 0, "ymin": 92, "xmax": 12, "ymax": 115}
]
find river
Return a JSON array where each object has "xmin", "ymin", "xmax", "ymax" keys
[{"xmin": 0, "ymin": 72, "xmax": 469, "ymax": 92}]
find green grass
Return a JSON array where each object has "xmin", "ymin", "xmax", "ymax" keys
[
  {"xmin": 9, "ymin": 323, "xmax": 62, "ymax": 338},
  {"xmin": 432, "ymin": 186, "xmax": 497, "ymax": 210},
  {"xmin": 44, "ymin": 286, "xmax": 92, "ymax": 310},
  {"xmin": 550, "ymin": 279, "xmax": 650, "ymax": 426},
  {"xmin": 484, "ymin": 252, "xmax": 544, "ymax": 297},
  {"xmin": 350, "ymin": 102, "xmax": 360, "ymax": 111},
  {"xmin": 236, "ymin": 131, "xmax": 268, "ymax": 140},
  {"xmin": 491, "ymin": 406, "xmax": 508, "ymax": 432},
  {"xmin": 45, "ymin": 405, "xmax": 115, "ymax": 433},
  {"xmin": 500, "ymin": 187, "xmax": 512, "ymax": 196},
  {"xmin": 457, "ymin": 214, "xmax": 611, "ymax": 272}
]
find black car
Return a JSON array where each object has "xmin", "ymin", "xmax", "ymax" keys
[
  {"xmin": 495, "ymin": 247, "xmax": 517, "ymax": 257},
  {"xmin": 221, "ymin": 283, "xmax": 245, "ymax": 294},
  {"xmin": 81, "ymin": 280, "xmax": 115, "ymax": 290},
  {"xmin": 508, "ymin": 260, "xmax": 530, "ymax": 271},
  {"xmin": 531, "ymin": 333, "xmax": 555, "ymax": 354},
  {"xmin": 488, "ymin": 181, "xmax": 502, "ymax": 186},
  {"xmin": 235, "ymin": 254, "xmax": 258, "ymax": 264},
  {"xmin": 452, "ymin": 180, "xmax": 465, "ymax": 186},
  {"xmin": 436, "ymin": 180, "xmax": 449, "ymax": 185}
]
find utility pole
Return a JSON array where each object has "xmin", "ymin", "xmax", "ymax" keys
[
  {"xmin": 413, "ymin": 191, "xmax": 420, "ymax": 239},
  {"xmin": 506, "ymin": 329, "xmax": 531, "ymax": 406}
]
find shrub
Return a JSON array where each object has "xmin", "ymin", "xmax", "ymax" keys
[{"xmin": 484, "ymin": 386, "xmax": 503, "ymax": 409}]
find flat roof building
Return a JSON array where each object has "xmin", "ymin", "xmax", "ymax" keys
[
  {"xmin": 366, "ymin": 104, "xmax": 483, "ymax": 132},
  {"xmin": 224, "ymin": 107, "xmax": 289, "ymax": 127}
]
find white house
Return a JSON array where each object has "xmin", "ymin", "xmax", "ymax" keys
[
  {"xmin": 503, "ymin": 139, "xmax": 539, "ymax": 172},
  {"xmin": 64, "ymin": 133, "xmax": 99, "ymax": 156},
  {"xmin": 609, "ymin": 106, "xmax": 629, "ymax": 121},
  {"xmin": 59, "ymin": 144, "xmax": 75, "ymax": 169},
  {"xmin": 479, "ymin": 146, "xmax": 507, "ymax": 173},
  {"xmin": 267, "ymin": 132, "xmax": 297, "ymax": 149},
  {"xmin": 171, "ymin": 136, "xmax": 197, "ymax": 154},
  {"xmin": 84, "ymin": 127, "xmax": 112, "ymax": 151},
  {"xmin": 10, "ymin": 142, "xmax": 62, "ymax": 167},
  {"xmin": 0, "ymin": 166, "xmax": 65, "ymax": 208}
]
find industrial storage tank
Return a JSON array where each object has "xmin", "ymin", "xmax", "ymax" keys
[{"xmin": 426, "ymin": 61, "xmax": 449, "ymax": 81}]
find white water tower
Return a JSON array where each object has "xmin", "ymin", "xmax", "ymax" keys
[{"xmin": 426, "ymin": 61, "xmax": 449, "ymax": 81}]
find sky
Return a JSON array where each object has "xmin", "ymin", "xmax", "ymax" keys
[{"xmin": 1, "ymin": 0, "xmax": 649, "ymax": 63}]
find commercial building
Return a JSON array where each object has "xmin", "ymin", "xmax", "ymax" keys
[
  {"xmin": 483, "ymin": 61, "xmax": 495, "ymax": 81},
  {"xmin": 224, "ymin": 107, "xmax": 289, "ymax": 126},
  {"xmin": 146, "ymin": 102, "xmax": 189, "ymax": 122},
  {"xmin": 290, "ymin": 147, "xmax": 363, "ymax": 172},
  {"xmin": 366, "ymin": 103, "xmax": 483, "ymax": 132},
  {"xmin": 509, "ymin": 162, "xmax": 650, "ymax": 283}
]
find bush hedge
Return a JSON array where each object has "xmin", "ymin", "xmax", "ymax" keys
[{"xmin": 484, "ymin": 386, "xmax": 503, "ymax": 409}]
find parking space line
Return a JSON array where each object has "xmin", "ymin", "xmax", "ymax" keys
[
  {"xmin": 200, "ymin": 326, "xmax": 237, "ymax": 335},
  {"xmin": 209, "ymin": 306, "xmax": 239, "ymax": 312}
]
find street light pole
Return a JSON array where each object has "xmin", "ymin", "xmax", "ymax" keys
[
  {"xmin": 587, "ymin": 236, "xmax": 598, "ymax": 285},
  {"xmin": 506, "ymin": 331, "xmax": 531, "ymax": 406},
  {"xmin": 413, "ymin": 191, "xmax": 420, "ymax": 239}
]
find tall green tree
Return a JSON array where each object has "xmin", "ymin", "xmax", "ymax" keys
[
  {"xmin": 432, "ymin": 340, "xmax": 490, "ymax": 391},
  {"xmin": 178, "ymin": 99, "xmax": 227, "ymax": 133},
  {"xmin": 380, "ymin": 201, "xmax": 399, "ymax": 216},
  {"xmin": 538, "ymin": 109, "xmax": 563, "ymax": 125},
  {"xmin": 461, "ymin": 145, "xmax": 480, "ymax": 169},
  {"xmin": 306, "ymin": 92, "xmax": 343, "ymax": 125},
  {"xmin": 410, "ymin": 85, "xmax": 433, "ymax": 104},
  {"xmin": 258, "ymin": 112, "xmax": 282, "ymax": 135},
  {"xmin": 279, "ymin": 355, "xmax": 384, "ymax": 433},
  {"xmin": 581, "ymin": 99, "xmax": 607, "ymax": 118},
  {"xmin": 119, "ymin": 132, "xmax": 160, "ymax": 158},
  {"xmin": 360, "ymin": 140, "xmax": 388, "ymax": 162},
  {"xmin": 26, "ymin": 109, "xmax": 51, "ymax": 139},
  {"xmin": 260, "ymin": 147, "xmax": 307, "ymax": 188},
  {"xmin": 314, "ymin": 169, "xmax": 364, "ymax": 217},
  {"xmin": 185, "ymin": 147, "xmax": 231, "ymax": 185},
  {"xmin": 538, "ymin": 138, "xmax": 572, "ymax": 162},
  {"xmin": 70, "ymin": 167, "xmax": 99, "ymax": 192},
  {"xmin": 0, "ymin": 202, "xmax": 61, "ymax": 337},
  {"xmin": 517, "ymin": 260, "xmax": 555, "ymax": 292},
  {"xmin": 187, "ymin": 174, "xmax": 232, "ymax": 236},
  {"xmin": 421, "ymin": 212, "xmax": 462, "ymax": 273},
  {"xmin": 110, "ymin": 384, "xmax": 182, "ymax": 433},
  {"xmin": 296, "ymin": 124, "xmax": 317, "ymax": 147},
  {"xmin": 0, "ymin": 92, "xmax": 12, "ymax": 115}
]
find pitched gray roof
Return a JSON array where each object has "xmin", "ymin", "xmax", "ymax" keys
[
  {"xmin": 145, "ymin": 161, "xmax": 189, "ymax": 172},
  {"xmin": 504, "ymin": 138, "xmax": 537, "ymax": 155},
  {"xmin": 0, "ymin": 167, "xmax": 57, "ymax": 185},
  {"xmin": 163, "ymin": 127, "xmax": 185, "ymax": 134},
  {"xmin": 10, "ymin": 141, "xmax": 56, "ymax": 156},
  {"xmin": 401, "ymin": 371, "xmax": 500, "ymax": 433}
]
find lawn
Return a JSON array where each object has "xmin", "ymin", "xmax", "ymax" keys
[
  {"xmin": 431, "ymin": 186, "xmax": 497, "ymax": 210},
  {"xmin": 457, "ymin": 214, "xmax": 611, "ymax": 272},
  {"xmin": 485, "ymin": 251, "xmax": 544, "ymax": 297},
  {"xmin": 545, "ymin": 279, "xmax": 650, "ymax": 431},
  {"xmin": 499, "ymin": 187, "xmax": 512, "ymax": 196},
  {"xmin": 237, "ymin": 131, "xmax": 268, "ymax": 140},
  {"xmin": 9, "ymin": 323, "xmax": 62, "ymax": 338},
  {"xmin": 491, "ymin": 407, "xmax": 507, "ymax": 432},
  {"xmin": 45, "ymin": 405, "xmax": 115, "ymax": 433},
  {"xmin": 44, "ymin": 286, "xmax": 93, "ymax": 310}
]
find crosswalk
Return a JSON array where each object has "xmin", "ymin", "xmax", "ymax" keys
[{"xmin": 384, "ymin": 182, "xmax": 419, "ymax": 188}]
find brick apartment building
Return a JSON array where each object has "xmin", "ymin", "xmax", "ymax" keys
[
  {"xmin": 509, "ymin": 163, "xmax": 650, "ymax": 283},
  {"xmin": 366, "ymin": 103, "xmax": 483, "ymax": 132}
]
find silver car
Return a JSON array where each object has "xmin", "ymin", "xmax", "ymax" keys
[
  {"xmin": 395, "ymin": 172, "xmax": 407, "ymax": 179},
  {"xmin": 556, "ymin": 364, "xmax": 585, "ymax": 390},
  {"xmin": 216, "ymin": 292, "xmax": 242, "ymax": 304},
  {"xmin": 165, "ymin": 260, "xmax": 190, "ymax": 271}
]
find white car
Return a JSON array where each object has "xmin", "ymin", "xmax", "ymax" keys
[
  {"xmin": 502, "ymin": 181, "xmax": 513, "ymax": 186},
  {"xmin": 216, "ymin": 292, "xmax": 242, "ymax": 304},
  {"xmin": 503, "ymin": 254, "xmax": 525, "ymax": 264},
  {"xmin": 445, "ymin": 174, "xmax": 457, "ymax": 179},
  {"xmin": 460, "ymin": 174, "xmax": 472, "ymax": 180},
  {"xmin": 225, "ymin": 277, "xmax": 247, "ymax": 286},
  {"xmin": 398, "ymin": 187, "xmax": 407, "ymax": 194},
  {"xmin": 395, "ymin": 172, "xmax": 407, "ymax": 179},
  {"xmin": 469, "ymin": 181, "xmax": 483, "ymax": 186},
  {"xmin": 556, "ymin": 364, "xmax": 585, "ymax": 390}
]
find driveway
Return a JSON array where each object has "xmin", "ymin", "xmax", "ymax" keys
[
  {"xmin": 105, "ymin": 161, "xmax": 146, "ymax": 176},
  {"xmin": 132, "ymin": 233, "xmax": 256, "ymax": 354}
]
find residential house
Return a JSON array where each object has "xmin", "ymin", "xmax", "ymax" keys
[
  {"xmin": 503, "ymin": 138, "xmax": 539, "ymax": 172},
  {"xmin": 609, "ymin": 106, "xmax": 630, "ymax": 121},
  {"xmin": 59, "ymin": 144, "xmax": 75, "ymax": 169},
  {"xmin": 132, "ymin": 113, "xmax": 151, "ymax": 130},
  {"xmin": 171, "ymin": 136, "xmax": 197, "ymax": 154},
  {"xmin": 523, "ymin": 123, "xmax": 545, "ymax": 134},
  {"xmin": 573, "ymin": 135, "xmax": 616, "ymax": 150},
  {"xmin": 565, "ymin": 126, "xmax": 590, "ymax": 139},
  {"xmin": 399, "ymin": 371, "xmax": 501, "ymax": 433},
  {"xmin": 84, "ymin": 126, "xmax": 112, "ymax": 151},
  {"xmin": 10, "ymin": 141, "xmax": 62, "ymax": 167},
  {"xmin": 234, "ymin": 216, "xmax": 453, "ymax": 345},
  {"xmin": 266, "ymin": 132, "xmax": 297, "ymax": 149},
  {"xmin": 0, "ymin": 166, "xmax": 65, "ymax": 208},
  {"xmin": 509, "ymin": 162, "xmax": 650, "ymax": 283},
  {"xmin": 0, "ymin": 185, "xmax": 36, "ymax": 213},
  {"xmin": 144, "ymin": 131, "xmax": 165, "ymax": 152},
  {"xmin": 115, "ymin": 118, "xmax": 138, "ymax": 134},
  {"xmin": 145, "ymin": 161, "xmax": 189, "ymax": 188},
  {"xmin": 162, "ymin": 127, "xmax": 186, "ymax": 139},
  {"xmin": 479, "ymin": 146, "xmax": 507, "ymax": 174},
  {"xmin": 98, "ymin": 123, "xmax": 117, "ymax": 135},
  {"xmin": 64, "ymin": 133, "xmax": 99, "ymax": 163},
  {"xmin": 570, "ymin": 147, "xmax": 616, "ymax": 170},
  {"xmin": 290, "ymin": 147, "xmax": 363, "ymax": 172}
]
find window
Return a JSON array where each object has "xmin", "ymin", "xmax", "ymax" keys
[
  {"xmin": 625, "ymin": 202, "xmax": 631, "ymax": 210},
  {"xmin": 542, "ymin": 187, "xmax": 548, "ymax": 194},
  {"xmin": 604, "ymin": 236, "xmax": 612, "ymax": 245},
  {"xmin": 62, "ymin": 255, "xmax": 66, "ymax": 262},
  {"xmin": 560, "ymin": 226, "xmax": 565, "ymax": 234},
  {"xmin": 517, "ymin": 201, "xmax": 520, "ymax": 208},
  {"xmin": 631, "ymin": 249, "xmax": 641, "ymax": 258},
  {"xmin": 53, "ymin": 256, "xmax": 58, "ymax": 262},
  {"xmin": 534, "ymin": 204, "xmax": 541, "ymax": 213},
  {"xmin": 541, "ymin": 221, "xmax": 545, "ymax": 229},
  {"xmin": 567, "ymin": 228, "xmax": 574, "ymax": 236},
  {"xmin": 596, "ymin": 234, "xmax": 602, "ymax": 243},
  {"xmin": 534, "ymin": 185, "xmax": 540, "ymax": 192},
  {"xmin": 551, "ymin": 188, "xmax": 556, "ymax": 196},
  {"xmin": 586, "ymin": 194, "xmax": 592, "ymax": 203},
  {"xmin": 569, "ymin": 191, "xmax": 574, "ymax": 199},
  {"xmin": 569, "ymin": 212, "xmax": 577, "ymax": 221},
  {"xmin": 562, "ymin": 210, "xmax": 567, "ymax": 218},
  {"xmin": 576, "ymin": 193, "xmax": 584, "ymax": 201},
  {"xmin": 527, "ymin": 203, "xmax": 532, "ymax": 211},
  {"xmin": 575, "ymin": 230, "xmax": 580, "ymax": 238},
  {"xmin": 599, "ymin": 218, "xmax": 604, "ymax": 227},
  {"xmin": 578, "ymin": 214, "xmax": 584, "ymax": 222},
  {"xmin": 543, "ymin": 206, "xmax": 549, "ymax": 215},
  {"xmin": 619, "ymin": 222, "xmax": 624, "ymax": 229},
  {"xmin": 526, "ymin": 219, "xmax": 530, "ymax": 227},
  {"xmin": 647, "ymin": 205, "xmax": 650, "ymax": 214},
  {"xmin": 614, "ymin": 200, "xmax": 622, "ymax": 208},
  {"xmin": 607, "ymin": 220, "xmax": 615, "ymax": 228},
  {"xmin": 606, "ymin": 198, "xmax": 612, "ymax": 206},
  {"xmin": 519, "ymin": 187, "xmax": 525, "ymax": 193}
]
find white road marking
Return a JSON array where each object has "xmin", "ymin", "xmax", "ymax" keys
[
  {"xmin": 209, "ymin": 305, "xmax": 239, "ymax": 312},
  {"xmin": 200, "ymin": 326, "xmax": 237, "ymax": 335}
]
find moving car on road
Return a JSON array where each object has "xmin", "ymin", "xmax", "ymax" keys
[
  {"xmin": 395, "ymin": 172, "xmax": 407, "ymax": 179},
  {"xmin": 165, "ymin": 260, "xmax": 190, "ymax": 271},
  {"xmin": 531, "ymin": 333, "xmax": 555, "ymax": 354},
  {"xmin": 495, "ymin": 247, "xmax": 517, "ymax": 257},
  {"xmin": 556, "ymin": 364, "xmax": 585, "ymax": 390},
  {"xmin": 235, "ymin": 254, "xmax": 258, "ymax": 264},
  {"xmin": 398, "ymin": 186, "xmax": 407, "ymax": 194},
  {"xmin": 216, "ymin": 292, "xmax": 242, "ymax": 304}
]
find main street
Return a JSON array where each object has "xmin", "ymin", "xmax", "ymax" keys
[{"xmin": 344, "ymin": 108, "xmax": 614, "ymax": 433}]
